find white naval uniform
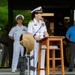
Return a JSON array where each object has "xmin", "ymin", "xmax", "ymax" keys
[
  {"xmin": 28, "ymin": 18, "xmax": 47, "ymax": 75},
  {"xmin": 8, "ymin": 25, "xmax": 27, "ymax": 71}
]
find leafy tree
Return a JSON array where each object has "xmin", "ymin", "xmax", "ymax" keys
[
  {"xmin": 0, "ymin": 0, "xmax": 8, "ymax": 6},
  {"xmin": 0, "ymin": 0, "xmax": 8, "ymax": 34}
]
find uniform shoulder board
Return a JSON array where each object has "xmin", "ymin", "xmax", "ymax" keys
[
  {"xmin": 41, "ymin": 19, "xmax": 44, "ymax": 22},
  {"xmin": 13, "ymin": 26, "xmax": 16, "ymax": 27},
  {"xmin": 12, "ymin": 26, "xmax": 16, "ymax": 28},
  {"xmin": 30, "ymin": 20, "xmax": 34, "ymax": 22}
]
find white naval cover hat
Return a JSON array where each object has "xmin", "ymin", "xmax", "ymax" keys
[
  {"xmin": 15, "ymin": 14, "xmax": 24, "ymax": 20},
  {"xmin": 31, "ymin": 6, "xmax": 43, "ymax": 13}
]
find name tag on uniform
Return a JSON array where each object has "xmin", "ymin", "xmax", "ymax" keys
[
  {"xmin": 34, "ymin": 24, "xmax": 37, "ymax": 26},
  {"xmin": 23, "ymin": 29, "xmax": 26, "ymax": 31},
  {"xmin": 15, "ymin": 30, "xmax": 18, "ymax": 32},
  {"xmin": 14, "ymin": 30, "xmax": 18, "ymax": 33}
]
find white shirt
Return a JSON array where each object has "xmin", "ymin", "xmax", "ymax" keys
[
  {"xmin": 8, "ymin": 25, "xmax": 27, "ymax": 41},
  {"xmin": 28, "ymin": 18, "xmax": 47, "ymax": 38}
]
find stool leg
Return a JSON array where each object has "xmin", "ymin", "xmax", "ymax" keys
[
  {"xmin": 52, "ymin": 49, "xmax": 55, "ymax": 75},
  {"xmin": 38, "ymin": 44, "xmax": 41, "ymax": 75},
  {"xmin": 46, "ymin": 40, "xmax": 50, "ymax": 75},
  {"xmin": 60, "ymin": 40, "xmax": 64, "ymax": 75}
]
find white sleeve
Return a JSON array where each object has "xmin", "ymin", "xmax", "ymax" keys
[
  {"xmin": 8, "ymin": 27, "xmax": 14, "ymax": 37},
  {"xmin": 27, "ymin": 22, "xmax": 33, "ymax": 34}
]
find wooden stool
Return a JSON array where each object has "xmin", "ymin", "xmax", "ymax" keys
[{"xmin": 37, "ymin": 36, "xmax": 64, "ymax": 75}]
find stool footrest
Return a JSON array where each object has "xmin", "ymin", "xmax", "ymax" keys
[
  {"xmin": 49, "ymin": 68, "xmax": 62, "ymax": 70},
  {"xmin": 49, "ymin": 58, "xmax": 62, "ymax": 60},
  {"xmin": 39, "ymin": 68, "xmax": 62, "ymax": 71}
]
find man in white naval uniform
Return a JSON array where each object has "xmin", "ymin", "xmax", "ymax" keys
[
  {"xmin": 28, "ymin": 6, "xmax": 49, "ymax": 75},
  {"xmin": 8, "ymin": 14, "xmax": 27, "ymax": 72}
]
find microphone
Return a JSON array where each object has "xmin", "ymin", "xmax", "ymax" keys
[{"xmin": 41, "ymin": 18, "xmax": 49, "ymax": 24}]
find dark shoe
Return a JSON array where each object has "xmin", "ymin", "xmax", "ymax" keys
[{"xmin": 68, "ymin": 69, "xmax": 73, "ymax": 72}]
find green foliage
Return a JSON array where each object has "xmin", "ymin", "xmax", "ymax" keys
[
  {"xmin": 0, "ymin": 0, "xmax": 8, "ymax": 6},
  {"xmin": 0, "ymin": 6, "xmax": 8, "ymax": 20},
  {"xmin": 0, "ymin": 6, "xmax": 8, "ymax": 34}
]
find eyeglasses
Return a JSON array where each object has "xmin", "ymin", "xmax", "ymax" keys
[{"xmin": 17, "ymin": 18, "xmax": 23, "ymax": 20}]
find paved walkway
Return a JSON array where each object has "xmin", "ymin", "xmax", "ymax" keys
[{"xmin": 0, "ymin": 67, "xmax": 75, "ymax": 75}]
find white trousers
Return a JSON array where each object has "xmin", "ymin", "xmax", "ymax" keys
[
  {"xmin": 30, "ymin": 41, "xmax": 45, "ymax": 75},
  {"xmin": 11, "ymin": 42, "xmax": 24, "ymax": 71}
]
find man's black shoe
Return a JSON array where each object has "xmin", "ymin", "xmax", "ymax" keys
[{"xmin": 68, "ymin": 69, "xmax": 73, "ymax": 72}]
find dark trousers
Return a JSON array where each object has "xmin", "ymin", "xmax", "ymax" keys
[{"xmin": 69, "ymin": 42, "xmax": 75, "ymax": 69}]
